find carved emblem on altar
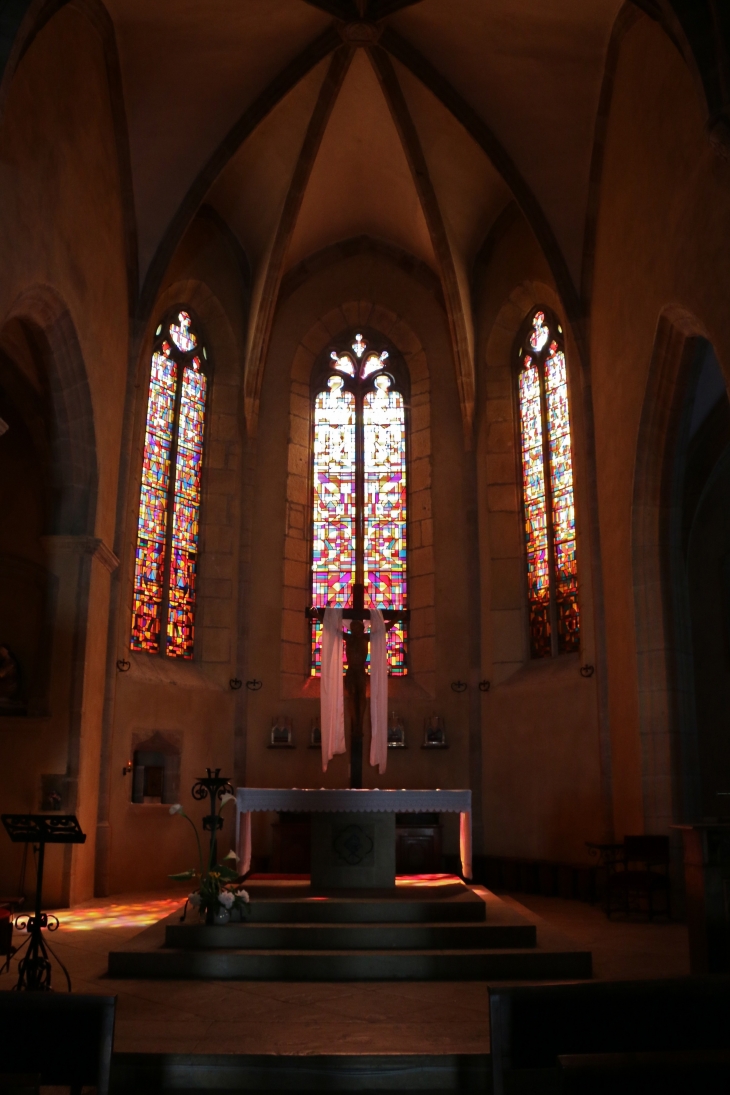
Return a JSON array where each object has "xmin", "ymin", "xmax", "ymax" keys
[{"xmin": 333, "ymin": 824, "xmax": 375, "ymax": 866}]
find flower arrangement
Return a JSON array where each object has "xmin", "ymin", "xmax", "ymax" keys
[{"xmin": 168, "ymin": 791, "xmax": 250, "ymax": 925}]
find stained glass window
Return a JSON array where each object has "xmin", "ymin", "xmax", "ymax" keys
[
  {"xmin": 311, "ymin": 334, "xmax": 408, "ymax": 675},
  {"xmin": 517, "ymin": 310, "xmax": 579, "ymax": 657},
  {"xmin": 131, "ymin": 311, "xmax": 208, "ymax": 659}
]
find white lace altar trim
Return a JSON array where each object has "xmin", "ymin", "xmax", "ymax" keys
[{"xmin": 235, "ymin": 788, "xmax": 471, "ymax": 814}]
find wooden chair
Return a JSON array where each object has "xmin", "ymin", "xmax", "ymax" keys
[
  {"xmin": 559, "ymin": 1049, "xmax": 730, "ymax": 1093},
  {"xmin": 0, "ymin": 993, "xmax": 116, "ymax": 1095},
  {"xmin": 489, "ymin": 977, "xmax": 730, "ymax": 1095},
  {"xmin": 605, "ymin": 834, "xmax": 671, "ymax": 919}
]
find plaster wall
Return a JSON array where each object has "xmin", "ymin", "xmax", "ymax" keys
[
  {"xmin": 244, "ymin": 250, "xmax": 475, "ymax": 859},
  {"xmin": 102, "ymin": 219, "xmax": 248, "ymax": 894},
  {"xmin": 0, "ymin": 4, "xmax": 129, "ymax": 904},
  {"xmin": 590, "ymin": 15, "xmax": 730, "ymax": 838},
  {"xmin": 474, "ymin": 216, "xmax": 604, "ymax": 863}
]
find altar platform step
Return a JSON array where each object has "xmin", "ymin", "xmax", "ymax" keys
[
  {"xmin": 107, "ymin": 881, "xmax": 592, "ymax": 982},
  {"xmin": 110, "ymin": 1051, "xmax": 491, "ymax": 1094},
  {"xmin": 239, "ymin": 877, "xmax": 487, "ymax": 923},
  {"xmin": 163, "ymin": 921, "xmax": 535, "ymax": 950}
]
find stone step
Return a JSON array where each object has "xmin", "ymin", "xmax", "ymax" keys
[
  {"xmin": 164, "ymin": 920, "xmax": 535, "ymax": 950},
  {"xmin": 241, "ymin": 895, "xmax": 486, "ymax": 924},
  {"xmin": 110, "ymin": 1051, "xmax": 491, "ymax": 1093},
  {"xmin": 108, "ymin": 944, "xmax": 591, "ymax": 981}
]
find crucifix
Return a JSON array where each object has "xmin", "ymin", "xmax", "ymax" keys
[{"xmin": 307, "ymin": 583, "xmax": 408, "ymax": 788}]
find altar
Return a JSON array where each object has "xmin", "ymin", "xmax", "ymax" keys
[{"xmin": 236, "ymin": 788, "xmax": 472, "ymax": 888}]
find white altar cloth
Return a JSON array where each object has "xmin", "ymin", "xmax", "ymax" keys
[{"xmin": 235, "ymin": 787, "xmax": 472, "ymax": 879}]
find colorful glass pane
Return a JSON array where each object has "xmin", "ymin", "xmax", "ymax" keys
[
  {"xmin": 170, "ymin": 311, "xmax": 197, "ymax": 352},
  {"xmin": 529, "ymin": 311, "xmax": 549, "ymax": 353},
  {"xmin": 311, "ymin": 376, "xmax": 356, "ymax": 673},
  {"xmin": 167, "ymin": 359, "xmax": 207, "ymax": 658},
  {"xmin": 131, "ymin": 347, "xmax": 178, "ymax": 653},
  {"xmin": 363, "ymin": 374, "xmax": 407, "ymax": 674},
  {"xmin": 331, "ymin": 351, "xmax": 355, "ymax": 377},
  {"xmin": 518, "ymin": 358, "xmax": 551, "ymax": 658},
  {"xmin": 361, "ymin": 351, "xmax": 388, "ymax": 380},
  {"xmin": 545, "ymin": 343, "xmax": 580, "ymax": 652}
]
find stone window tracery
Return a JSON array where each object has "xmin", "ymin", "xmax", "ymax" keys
[
  {"xmin": 517, "ymin": 309, "xmax": 579, "ymax": 658},
  {"xmin": 310, "ymin": 332, "xmax": 408, "ymax": 675},
  {"xmin": 130, "ymin": 310, "xmax": 208, "ymax": 659}
]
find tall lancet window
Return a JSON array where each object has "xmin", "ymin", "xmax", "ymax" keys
[
  {"xmin": 131, "ymin": 310, "xmax": 208, "ymax": 659},
  {"xmin": 311, "ymin": 333, "xmax": 408, "ymax": 675},
  {"xmin": 517, "ymin": 309, "xmax": 579, "ymax": 658}
]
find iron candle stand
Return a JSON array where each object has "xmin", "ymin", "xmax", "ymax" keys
[{"xmin": 191, "ymin": 768, "xmax": 233, "ymax": 869}]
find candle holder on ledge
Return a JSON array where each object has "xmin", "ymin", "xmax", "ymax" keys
[
  {"xmin": 387, "ymin": 711, "xmax": 406, "ymax": 748},
  {"xmin": 422, "ymin": 715, "xmax": 448, "ymax": 749},
  {"xmin": 269, "ymin": 715, "xmax": 294, "ymax": 749},
  {"xmin": 309, "ymin": 717, "xmax": 321, "ymax": 749}
]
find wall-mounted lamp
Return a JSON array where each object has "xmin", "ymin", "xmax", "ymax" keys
[
  {"xmin": 230, "ymin": 678, "xmax": 242, "ymax": 690},
  {"xmin": 450, "ymin": 680, "xmax": 467, "ymax": 693},
  {"xmin": 246, "ymin": 679, "xmax": 263, "ymax": 691},
  {"xmin": 580, "ymin": 665, "xmax": 595, "ymax": 678},
  {"xmin": 478, "ymin": 680, "xmax": 491, "ymax": 692},
  {"xmin": 116, "ymin": 658, "xmax": 130, "ymax": 673},
  {"xmin": 122, "ymin": 760, "xmax": 133, "ymax": 777}
]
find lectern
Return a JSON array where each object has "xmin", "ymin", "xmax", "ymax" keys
[{"xmin": 1, "ymin": 813, "xmax": 86, "ymax": 990}]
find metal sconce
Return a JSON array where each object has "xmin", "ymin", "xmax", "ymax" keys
[
  {"xmin": 422, "ymin": 715, "xmax": 447, "ymax": 749},
  {"xmin": 450, "ymin": 680, "xmax": 467, "ymax": 693},
  {"xmin": 580, "ymin": 665, "xmax": 595, "ymax": 678},
  {"xmin": 246, "ymin": 679, "xmax": 263, "ymax": 691}
]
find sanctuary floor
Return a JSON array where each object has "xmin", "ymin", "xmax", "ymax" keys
[{"xmin": 0, "ymin": 886, "xmax": 690, "ymax": 1056}]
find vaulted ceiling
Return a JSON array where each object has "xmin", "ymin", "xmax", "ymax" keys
[{"xmin": 57, "ymin": 0, "xmax": 637, "ymax": 429}]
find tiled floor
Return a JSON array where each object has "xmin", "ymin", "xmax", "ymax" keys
[{"xmin": 0, "ymin": 887, "xmax": 690, "ymax": 1056}]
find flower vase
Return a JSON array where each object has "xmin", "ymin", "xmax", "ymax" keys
[{"xmin": 213, "ymin": 906, "xmax": 230, "ymax": 925}]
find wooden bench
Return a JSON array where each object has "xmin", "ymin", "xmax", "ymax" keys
[
  {"xmin": 489, "ymin": 977, "xmax": 730, "ymax": 1094},
  {"xmin": 559, "ymin": 1049, "xmax": 730, "ymax": 1093},
  {"xmin": 0, "ymin": 993, "xmax": 116, "ymax": 1095}
]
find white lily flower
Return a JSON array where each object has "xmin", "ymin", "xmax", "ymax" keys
[
  {"xmin": 235, "ymin": 888, "xmax": 250, "ymax": 903},
  {"xmin": 223, "ymin": 849, "xmax": 239, "ymax": 862},
  {"xmin": 218, "ymin": 891, "xmax": 234, "ymax": 909},
  {"xmin": 220, "ymin": 793, "xmax": 236, "ymax": 807},
  {"xmin": 169, "ymin": 803, "xmax": 184, "ymax": 815}
]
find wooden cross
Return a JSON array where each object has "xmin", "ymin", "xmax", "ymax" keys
[{"xmin": 307, "ymin": 583, "xmax": 409, "ymax": 787}]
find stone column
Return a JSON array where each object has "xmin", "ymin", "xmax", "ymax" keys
[{"xmin": 42, "ymin": 535, "xmax": 118, "ymax": 905}]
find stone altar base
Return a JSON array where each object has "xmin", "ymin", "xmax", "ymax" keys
[
  {"xmin": 107, "ymin": 877, "xmax": 592, "ymax": 982},
  {"xmin": 310, "ymin": 811, "xmax": 396, "ymax": 888}
]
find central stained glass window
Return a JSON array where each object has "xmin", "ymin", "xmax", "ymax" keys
[
  {"xmin": 130, "ymin": 310, "xmax": 207, "ymax": 659},
  {"xmin": 517, "ymin": 309, "xmax": 579, "ymax": 658},
  {"xmin": 310, "ymin": 333, "xmax": 407, "ymax": 675}
]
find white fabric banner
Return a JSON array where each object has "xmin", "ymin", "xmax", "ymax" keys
[
  {"xmin": 369, "ymin": 608, "xmax": 388, "ymax": 774},
  {"xmin": 320, "ymin": 607, "xmax": 346, "ymax": 771}
]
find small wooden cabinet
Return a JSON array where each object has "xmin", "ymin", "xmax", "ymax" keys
[{"xmin": 396, "ymin": 813, "xmax": 443, "ymax": 874}]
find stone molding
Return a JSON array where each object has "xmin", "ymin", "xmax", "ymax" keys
[{"xmin": 41, "ymin": 534, "xmax": 119, "ymax": 573}]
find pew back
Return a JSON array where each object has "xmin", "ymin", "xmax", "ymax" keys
[
  {"xmin": 0, "ymin": 993, "xmax": 116, "ymax": 1095},
  {"xmin": 489, "ymin": 977, "xmax": 730, "ymax": 1095}
]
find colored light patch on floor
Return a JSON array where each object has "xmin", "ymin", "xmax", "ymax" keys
[
  {"xmin": 396, "ymin": 874, "xmax": 462, "ymax": 887},
  {"xmin": 47, "ymin": 898, "xmax": 183, "ymax": 930}
]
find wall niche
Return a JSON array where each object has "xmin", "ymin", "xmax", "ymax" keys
[{"xmin": 130, "ymin": 730, "xmax": 181, "ymax": 805}]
